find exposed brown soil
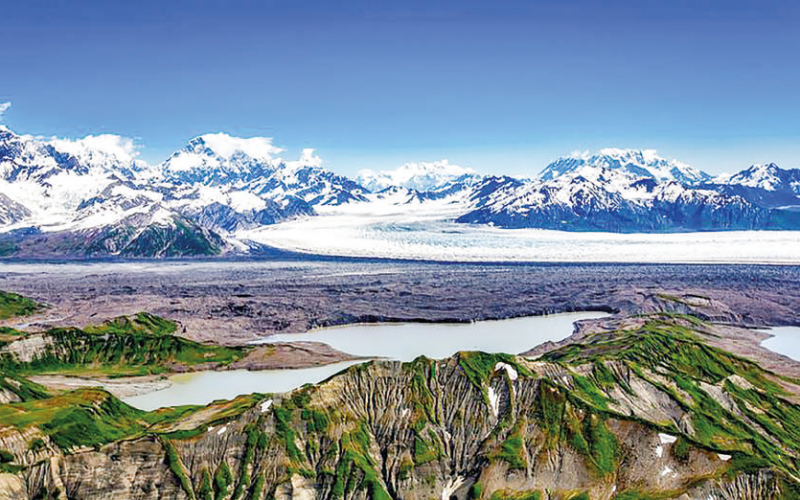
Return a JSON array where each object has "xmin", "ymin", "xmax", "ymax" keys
[{"xmin": 229, "ymin": 341, "xmax": 364, "ymax": 370}]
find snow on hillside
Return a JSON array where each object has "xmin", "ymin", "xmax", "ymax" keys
[
  {"xmin": 0, "ymin": 128, "xmax": 140, "ymax": 228},
  {"xmin": 0, "ymin": 127, "xmax": 365, "ymax": 236}
]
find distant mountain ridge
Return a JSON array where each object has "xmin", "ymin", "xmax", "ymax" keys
[
  {"xmin": 713, "ymin": 163, "xmax": 800, "ymax": 195},
  {"xmin": 456, "ymin": 150, "xmax": 788, "ymax": 232},
  {"xmin": 539, "ymin": 148, "xmax": 711, "ymax": 184},
  {"xmin": 357, "ymin": 160, "xmax": 479, "ymax": 192},
  {"xmin": 1, "ymin": 124, "xmax": 799, "ymax": 258}
]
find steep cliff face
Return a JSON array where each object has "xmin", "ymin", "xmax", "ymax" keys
[{"xmin": 2, "ymin": 314, "xmax": 800, "ymax": 499}]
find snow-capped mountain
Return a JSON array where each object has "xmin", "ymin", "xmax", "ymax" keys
[
  {"xmin": 0, "ymin": 127, "xmax": 226, "ymax": 257},
  {"xmin": 458, "ymin": 164, "xmax": 777, "ymax": 231},
  {"xmin": 163, "ymin": 134, "xmax": 368, "ymax": 207},
  {"xmin": 357, "ymin": 160, "xmax": 479, "ymax": 193},
  {"xmin": 539, "ymin": 149, "xmax": 711, "ymax": 185},
  {"xmin": 0, "ymin": 125, "xmax": 147, "ymax": 182},
  {"xmin": 698, "ymin": 163, "xmax": 800, "ymax": 214},
  {"xmin": 449, "ymin": 149, "xmax": 795, "ymax": 232},
  {"xmin": 0, "ymin": 126, "xmax": 374, "ymax": 257},
  {"xmin": 0, "ymin": 126, "xmax": 146, "ymax": 227},
  {"xmin": 160, "ymin": 133, "xmax": 283, "ymax": 186},
  {"xmin": 714, "ymin": 163, "xmax": 800, "ymax": 194},
  {"xmin": 1, "ymin": 122, "xmax": 799, "ymax": 259}
]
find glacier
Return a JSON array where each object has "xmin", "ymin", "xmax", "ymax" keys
[{"xmin": 239, "ymin": 212, "xmax": 800, "ymax": 264}]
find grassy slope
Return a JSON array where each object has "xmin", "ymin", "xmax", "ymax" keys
[
  {"xmin": 156, "ymin": 314, "xmax": 800, "ymax": 499},
  {"xmin": 0, "ymin": 312, "xmax": 246, "ymax": 377},
  {"xmin": 0, "ymin": 387, "xmax": 262, "ymax": 452},
  {"xmin": 0, "ymin": 290, "xmax": 43, "ymax": 320},
  {"xmin": 538, "ymin": 314, "xmax": 800, "ymax": 495}
]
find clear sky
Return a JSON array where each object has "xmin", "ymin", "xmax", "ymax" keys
[{"xmin": 2, "ymin": 0, "xmax": 800, "ymax": 177}]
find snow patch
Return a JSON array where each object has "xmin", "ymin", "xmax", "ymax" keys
[
  {"xmin": 659, "ymin": 433, "xmax": 678, "ymax": 444},
  {"xmin": 655, "ymin": 445, "xmax": 663, "ymax": 458},
  {"xmin": 494, "ymin": 362, "xmax": 518, "ymax": 381},
  {"xmin": 441, "ymin": 476, "xmax": 466, "ymax": 500},
  {"xmin": 487, "ymin": 387, "xmax": 500, "ymax": 417},
  {"xmin": 260, "ymin": 400, "xmax": 273, "ymax": 413},
  {"xmin": 150, "ymin": 207, "xmax": 177, "ymax": 227},
  {"xmin": 228, "ymin": 190, "xmax": 268, "ymax": 212},
  {"xmin": 717, "ymin": 453, "xmax": 731, "ymax": 461},
  {"xmin": 217, "ymin": 426, "xmax": 227, "ymax": 435}
]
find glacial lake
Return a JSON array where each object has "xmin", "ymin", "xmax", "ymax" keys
[
  {"xmin": 124, "ymin": 361, "xmax": 364, "ymax": 411},
  {"xmin": 255, "ymin": 312, "xmax": 607, "ymax": 361},
  {"xmin": 124, "ymin": 311, "xmax": 607, "ymax": 410},
  {"xmin": 760, "ymin": 326, "xmax": 800, "ymax": 361}
]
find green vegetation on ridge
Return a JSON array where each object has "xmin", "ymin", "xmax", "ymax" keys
[
  {"xmin": 540, "ymin": 314, "xmax": 800, "ymax": 491},
  {"xmin": 0, "ymin": 290, "xmax": 43, "ymax": 320},
  {"xmin": 0, "ymin": 312, "xmax": 245, "ymax": 377},
  {"xmin": 0, "ymin": 388, "xmax": 175, "ymax": 450}
]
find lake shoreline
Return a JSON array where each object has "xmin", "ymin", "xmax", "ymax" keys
[
  {"xmin": 120, "ymin": 311, "xmax": 608, "ymax": 409},
  {"xmin": 3, "ymin": 261, "xmax": 800, "ymax": 348}
]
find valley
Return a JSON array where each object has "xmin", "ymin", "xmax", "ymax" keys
[
  {"xmin": 2, "ymin": 260, "xmax": 799, "ymax": 345},
  {"xmin": 4, "ymin": 2, "xmax": 799, "ymax": 499}
]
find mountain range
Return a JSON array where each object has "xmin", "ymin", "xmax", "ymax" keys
[{"xmin": 1, "ymin": 125, "xmax": 799, "ymax": 258}]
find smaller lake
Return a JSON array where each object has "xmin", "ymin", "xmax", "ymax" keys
[
  {"xmin": 124, "ymin": 311, "xmax": 607, "ymax": 410},
  {"xmin": 124, "ymin": 361, "xmax": 363, "ymax": 411},
  {"xmin": 760, "ymin": 326, "xmax": 800, "ymax": 361}
]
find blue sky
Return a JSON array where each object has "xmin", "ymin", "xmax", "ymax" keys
[{"xmin": 2, "ymin": 0, "xmax": 800, "ymax": 176}]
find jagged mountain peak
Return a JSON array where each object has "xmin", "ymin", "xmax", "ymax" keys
[
  {"xmin": 161, "ymin": 133, "xmax": 284, "ymax": 185},
  {"xmin": 2, "ymin": 120, "xmax": 800, "ymax": 258},
  {"xmin": 714, "ymin": 162, "xmax": 799, "ymax": 192},
  {"xmin": 183, "ymin": 132, "xmax": 283, "ymax": 161},
  {"xmin": 161, "ymin": 134, "xmax": 332, "ymax": 190},
  {"xmin": 357, "ymin": 159, "xmax": 478, "ymax": 192},
  {"xmin": 540, "ymin": 148, "xmax": 711, "ymax": 185},
  {"xmin": 0, "ymin": 124, "xmax": 14, "ymax": 137}
]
